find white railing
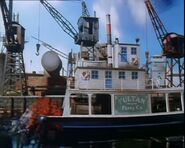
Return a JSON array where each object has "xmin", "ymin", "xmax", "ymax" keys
[
  {"xmin": 146, "ymin": 78, "xmax": 169, "ymax": 89},
  {"xmin": 68, "ymin": 78, "xmax": 145, "ymax": 90},
  {"xmin": 68, "ymin": 77, "xmax": 184, "ymax": 90}
]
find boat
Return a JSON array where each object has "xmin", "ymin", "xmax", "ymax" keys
[
  {"xmin": 36, "ymin": 40, "xmax": 184, "ymax": 145},
  {"xmin": 0, "ymin": 0, "xmax": 184, "ymax": 147}
]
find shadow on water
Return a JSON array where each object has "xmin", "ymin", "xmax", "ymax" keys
[{"xmin": 63, "ymin": 137, "xmax": 184, "ymax": 148}]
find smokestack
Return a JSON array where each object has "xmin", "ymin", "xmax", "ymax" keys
[{"xmin": 106, "ymin": 14, "xmax": 112, "ymax": 44}]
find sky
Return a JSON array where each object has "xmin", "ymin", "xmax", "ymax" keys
[{"xmin": 0, "ymin": 0, "xmax": 184, "ymax": 75}]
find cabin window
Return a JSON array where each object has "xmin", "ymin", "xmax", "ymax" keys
[
  {"xmin": 91, "ymin": 70, "xmax": 99, "ymax": 79},
  {"xmin": 131, "ymin": 47, "xmax": 137, "ymax": 55},
  {"xmin": 70, "ymin": 94, "xmax": 88, "ymax": 115},
  {"xmin": 132, "ymin": 72, "xmax": 138, "ymax": 79},
  {"xmin": 168, "ymin": 93, "xmax": 182, "ymax": 111},
  {"xmin": 105, "ymin": 71, "xmax": 112, "ymax": 78},
  {"xmin": 151, "ymin": 93, "xmax": 166, "ymax": 113},
  {"xmin": 105, "ymin": 71, "xmax": 112, "ymax": 88},
  {"xmin": 120, "ymin": 47, "xmax": 127, "ymax": 62},
  {"xmin": 119, "ymin": 71, "xmax": 125, "ymax": 79},
  {"xmin": 91, "ymin": 94, "xmax": 111, "ymax": 114}
]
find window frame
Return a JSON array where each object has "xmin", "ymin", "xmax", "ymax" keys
[
  {"xmin": 132, "ymin": 71, "xmax": 138, "ymax": 80},
  {"xmin": 91, "ymin": 70, "xmax": 99, "ymax": 79},
  {"xmin": 120, "ymin": 47, "xmax": 127, "ymax": 62},
  {"xmin": 119, "ymin": 71, "xmax": 126, "ymax": 79},
  {"xmin": 105, "ymin": 71, "xmax": 112, "ymax": 79},
  {"xmin": 131, "ymin": 47, "xmax": 137, "ymax": 55}
]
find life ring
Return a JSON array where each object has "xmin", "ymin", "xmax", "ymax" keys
[
  {"xmin": 131, "ymin": 57, "xmax": 138, "ymax": 65},
  {"xmin": 81, "ymin": 71, "xmax": 90, "ymax": 80}
]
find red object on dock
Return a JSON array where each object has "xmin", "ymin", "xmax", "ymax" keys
[{"xmin": 27, "ymin": 94, "xmax": 62, "ymax": 130}]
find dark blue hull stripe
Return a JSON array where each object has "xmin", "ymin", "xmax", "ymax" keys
[{"xmin": 62, "ymin": 121, "xmax": 182, "ymax": 129}]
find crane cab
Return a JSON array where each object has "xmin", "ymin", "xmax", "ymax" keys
[
  {"xmin": 76, "ymin": 16, "xmax": 99, "ymax": 47},
  {"xmin": 6, "ymin": 22, "xmax": 25, "ymax": 52},
  {"xmin": 163, "ymin": 33, "xmax": 184, "ymax": 58}
]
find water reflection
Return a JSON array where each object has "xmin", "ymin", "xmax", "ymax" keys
[
  {"xmin": 12, "ymin": 137, "xmax": 184, "ymax": 148},
  {"xmin": 66, "ymin": 138, "xmax": 184, "ymax": 148}
]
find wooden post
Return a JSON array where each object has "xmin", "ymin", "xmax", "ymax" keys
[
  {"xmin": 10, "ymin": 97, "xmax": 14, "ymax": 117},
  {"xmin": 23, "ymin": 97, "xmax": 27, "ymax": 113}
]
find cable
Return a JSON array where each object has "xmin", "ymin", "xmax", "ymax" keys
[
  {"xmin": 36, "ymin": 2, "xmax": 41, "ymax": 56},
  {"xmin": 145, "ymin": 4, "xmax": 148, "ymax": 51},
  {"xmin": 38, "ymin": 2, "xmax": 41, "ymax": 42}
]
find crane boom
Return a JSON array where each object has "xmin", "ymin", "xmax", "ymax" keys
[
  {"xmin": 32, "ymin": 36, "xmax": 68, "ymax": 59},
  {"xmin": 82, "ymin": 0, "xmax": 90, "ymax": 17},
  {"xmin": 0, "ymin": 0, "xmax": 14, "ymax": 47},
  {"xmin": 0, "ymin": 0, "xmax": 10, "ymax": 31},
  {"xmin": 145, "ymin": 0, "xmax": 168, "ymax": 50},
  {"xmin": 40, "ymin": 0, "xmax": 78, "ymax": 40}
]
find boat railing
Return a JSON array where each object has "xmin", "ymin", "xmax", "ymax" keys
[
  {"xmin": 145, "ymin": 78, "xmax": 167, "ymax": 89},
  {"xmin": 64, "ymin": 87, "xmax": 184, "ymax": 116},
  {"xmin": 145, "ymin": 78, "xmax": 184, "ymax": 89}
]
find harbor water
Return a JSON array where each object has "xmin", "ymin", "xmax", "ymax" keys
[
  {"xmin": 10, "ymin": 136, "xmax": 185, "ymax": 148},
  {"xmin": 0, "ymin": 118, "xmax": 184, "ymax": 148},
  {"xmin": 0, "ymin": 131, "xmax": 184, "ymax": 148}
]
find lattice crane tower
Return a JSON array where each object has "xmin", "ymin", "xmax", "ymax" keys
[{"xmin": 0, "ymin": 0, "xmax": 27, "ymax": 95}]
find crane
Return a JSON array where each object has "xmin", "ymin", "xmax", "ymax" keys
[
  {"xmin": 145, "ymin": 0, "xmax": 184, "ymax": 87},
  {"xmin": 0, "ymin": 0, "xmax": 27, "ymax": 95},
  {"xmin": 39, "ymin": 0, "xmax": 99, "ymax": 59}
]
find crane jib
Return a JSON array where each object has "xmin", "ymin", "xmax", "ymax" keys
[{"xmin": 40, "ymin": 0, "xmax": 78, "ymax": 40}]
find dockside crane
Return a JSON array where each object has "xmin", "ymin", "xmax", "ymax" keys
[
  {"xmin": 39, "ymin": 0, "xmax": 99, "ymax": 60},
  {"xmin": 145, "ymin": 0, "xmax": 184, "ymax": 87},
  {"xmin": 0, "ymin": 0, "xmax": 27, "ymax": 95}
]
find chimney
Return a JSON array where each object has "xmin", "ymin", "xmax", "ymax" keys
[{"xmin": 106, "ymin": 14, "xmax": 112, "ymax": 44}]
